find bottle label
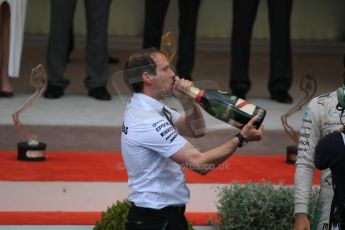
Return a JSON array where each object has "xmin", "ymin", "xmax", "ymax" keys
[
  {"xmin": 220, "ymin": 94, "xmax": 264, "ymax": 128},
  {"xmin": 186, "ymin": 87, "xmax": 201, "ymax": 99},
  {"xmin": 221, "ymin": 104, "xmax": 233, "ymax": 121},
  {"xmin": 235, "ymin": 98, "xmax": 256, "ymax": 116}
]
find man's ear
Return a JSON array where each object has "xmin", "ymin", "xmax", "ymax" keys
[{"xmin": 142, "ymin": 72, "xmax": 153, "ymax": 84}]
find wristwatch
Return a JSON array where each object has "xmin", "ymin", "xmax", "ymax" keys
[{"xmin": 235, "ymin": 133, "xmax": 248, "ymax": 148}]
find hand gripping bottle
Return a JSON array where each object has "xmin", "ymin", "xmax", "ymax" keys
[{"xmin": 186, "ymin": 87, "xmax": 266, "ymax": 129}]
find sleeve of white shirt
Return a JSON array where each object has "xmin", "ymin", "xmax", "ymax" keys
[
  {"xmin": 136, "ymin": 118, "xmax": 187, "ymax": 159},
  {"xmin": 294, "ymin": 98, "xmax": 322, "ymax": 214}
]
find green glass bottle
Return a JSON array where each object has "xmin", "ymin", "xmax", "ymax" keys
[{"xmin": 186, "ymin": 87, "xmax": 266, "ymax": 129}]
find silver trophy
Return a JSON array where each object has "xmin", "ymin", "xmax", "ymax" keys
[
  {"xmin": 12, "ymin": 64, "xmax": 47, "ymax": 161},
  {"xmin": 281, "ymin": 72, "xmax": 317, "ymax": 164}
]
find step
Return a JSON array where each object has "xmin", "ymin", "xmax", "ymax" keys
[
  {"xmin": 0, "ymin": 95, "xmax": 303, "ymax": 153},
  {"xmin": 0, "ymin": 211, "xmax": 219, "ymax": 226},
  {"xmin": 1, "ymin": 151, "xmax": 320, "ymax": 213}
]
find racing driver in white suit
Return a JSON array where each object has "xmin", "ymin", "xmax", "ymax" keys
[{"xmin": 294, "ymin": 67, "xmax": 345, "ymax": 230}]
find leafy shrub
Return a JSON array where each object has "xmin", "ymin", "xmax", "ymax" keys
[
  {"xmin": 94, "ymin": 199, "xmax": 194, "ymax": 230},
  {"xmin": 94, "ymin": 199, "xmax": 131, "ymax": 230},
  {"xmin": 217, "ymin": 183, "xmax": 319, "ymax": 230}
]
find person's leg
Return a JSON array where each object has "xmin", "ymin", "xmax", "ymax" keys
[
  {"xmin": 84, "ymin": 0, "xmax": 111, "ymax": 100},
  {"xmin": 176, "ymin": 0, "xmax": 201, "ymax": 80},
  {"xmin": 143, "ymin": 0, "xmax": 170, "ymax": 49},
  {"xmin": 230, "ymin": 0, "xmax": 259, "ymax": 99},
  {"xmin": 45, "ymin": 0, "xmax": 77, "ymax": 98},
  {"xmin": 267, "ymin": 0, "xmax": 293, "ymax": 103},
  {"xmin": 0, "ymin": 2, "xmax": 13, "ymax": 97},
  {"xmin": 66, "ymin": 26, "xmax": 74, "ymax": 62},
  {"xmin": 108, "ymin": 55, "xmax": 119, "ymax": 64},
  {"xmin": 126, "ymin": 205, "xmax": 168, "ymax": 230},
  {"xmin": 166, "ymin": 207, "xmax": 188, "ymax": 230}
]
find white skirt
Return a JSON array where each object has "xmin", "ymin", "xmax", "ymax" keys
[{"xmin": 0, "ymin": 0, "xmax": 27, "ymax": 78}]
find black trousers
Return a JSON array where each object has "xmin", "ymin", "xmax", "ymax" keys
[
  {"xmin": 143, "ymin": 0, "xmax": 201, "ymax": 80},
  {"xmin": 47, "ymin": 0, "xmax": 111, "ymax": 90},
  {"xmin": 230, "ymin": 0, "xmax": 293, "ymax": 95},
  {"xmin": 126, "ymin": 203, "xmax": 188, "ymax": 230}
]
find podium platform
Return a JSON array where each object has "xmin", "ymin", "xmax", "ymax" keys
[{"xmin": 0, "ymin": 45, "xmax": 342, "ymax": 229}]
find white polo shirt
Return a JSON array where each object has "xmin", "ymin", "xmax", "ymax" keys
[{"xmin": 121, "ymin": 93, "xmax": 189, "ymax": 209}]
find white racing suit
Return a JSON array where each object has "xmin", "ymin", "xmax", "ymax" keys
[{"xmin": 294, "ymin": 91, "xmax": 344, "ymax": 230}]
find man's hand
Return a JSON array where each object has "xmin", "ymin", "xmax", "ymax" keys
[
  {"xmin": 172, "ymin": 76, "xmax": 205, "ymax": 137},
  {"xmin": 172, "ymin": 76, "xmax": 194, "ymax": 104},
  {"xmin": 294, "ymin": 213, "xmax": 310, "ymax": 230},
  {"xmin": 241, "ymin": 115, "xmax": 264, "ymax": 142}
]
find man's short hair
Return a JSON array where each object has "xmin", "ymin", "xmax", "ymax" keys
[{"xmin": 123, "ymin": 48, "xmax": 163, "ymax": 93}]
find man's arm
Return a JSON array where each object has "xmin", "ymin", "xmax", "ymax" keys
[
  {"xmin": 294, "ymin": 99, "xmax": 322, "ymax": 230},
  {"xmin": 171, "ymin": 116, "xmax": 263, "ymax": 175},
  {"xmin": 175, "ymin": 100, "xmax": 205, "ymax": 138}
]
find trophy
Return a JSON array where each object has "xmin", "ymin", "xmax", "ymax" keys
[
  {"xmin": 281, "ymin": 72, "xmax": 317, "ymax": 164},
  {"xmin": 160, "ymin": 31, "xmax": 177, "ymax": 63},
  {"xmin": 12, "ymin": 64, "xmax": 48, "ymax": 161},
  {"xmin": 160, "ymin": 32, "xmax": 177, "ymax": 107}
]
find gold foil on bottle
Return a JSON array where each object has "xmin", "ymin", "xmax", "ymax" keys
[{"xmin": 186, "ymin": 86, "xmax": 200, "ymax": 99}]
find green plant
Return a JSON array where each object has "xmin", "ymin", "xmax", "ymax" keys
[
  {"xmin": 217, "ymin": 182, "xmax": 319, "ymax": 230},
  {"xmin": 94, "ymin": 199, "xmax": 131, "ymax": 230},
  {"xmin": 94, "ymin": 199, "xmax": 194, "ymax": 230}
]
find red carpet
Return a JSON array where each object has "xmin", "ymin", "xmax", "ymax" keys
[
  {"xmin": 0, "ymin": 151, "xmax": 320, "ymax": 184},
  {"xmin": 0, "ymin": 211, "xmax": 219, "ymax": 226}
]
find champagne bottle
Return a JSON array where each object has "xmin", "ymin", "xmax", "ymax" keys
[{"xmin": 186, "ymin": 87, "xmax": 266, "ymax": 129}]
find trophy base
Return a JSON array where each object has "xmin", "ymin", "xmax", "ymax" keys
[
  {"xmin": 286, "ymin": 145, "xmax": 297, "ymax": 164},
  {"xmin": 17, "ymin": 142, "xmax": 47, "ymax": 161}
]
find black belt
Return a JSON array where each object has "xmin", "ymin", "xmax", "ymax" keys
[
  {"xmin": 162, "ymin": 204, "xmax": 186, "ymax": 214},
  {"xmin": 131, "ymin": 202, "xmax": 186, "ymax": 215}
]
